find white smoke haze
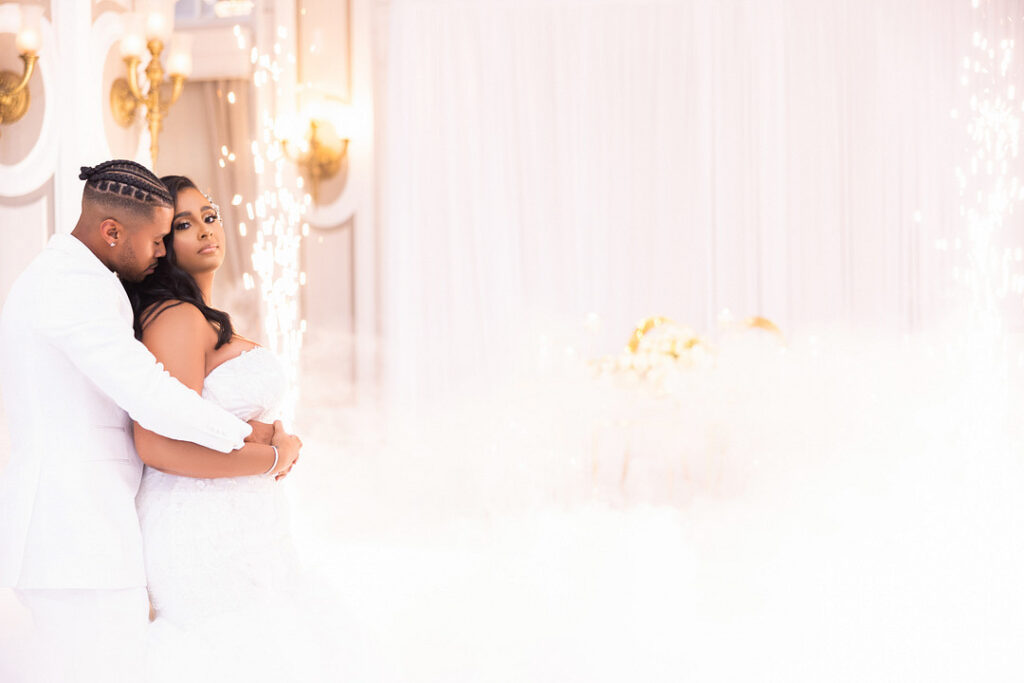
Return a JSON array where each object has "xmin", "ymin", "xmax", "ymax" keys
[
  {"xmin": 274, "ymin": 321, "xmax": 1024, "ymax": 682},
  {"xmin": 1, "ymin": 321, "xmax": 1021, "ymax": 681},
  {"xmin": 0, "ymin": 321, "xmax": 1020, "ymax": 681}
]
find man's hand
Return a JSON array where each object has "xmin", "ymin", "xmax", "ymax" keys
[
  {"xmin": 245, "ymin": 420, "xmax": 274, "ymax": 445},
  {"xmin": 270, "ymin": 420, "xmax": 302, "ymax": 480}
]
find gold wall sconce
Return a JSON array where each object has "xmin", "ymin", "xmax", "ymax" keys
[
  {"xmin": 278, "ymin": 99, "xmax": 352, "ymax": 204},
  {"xmin": 0, "ymin": 4, "xmax": 43, "ymax": 138},
  {"xmin": 110, "ymin": 1, "xmax": 192, "ymax": 163}
]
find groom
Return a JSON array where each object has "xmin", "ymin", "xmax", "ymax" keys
[{"xmin": 0, "ymin": 160, "xmax": 294, "ymax": 682}]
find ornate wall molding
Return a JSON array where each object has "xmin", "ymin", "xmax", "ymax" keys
[{"xmin": 0, "ymin": 5, "xmax": 59, "ymax": 197}]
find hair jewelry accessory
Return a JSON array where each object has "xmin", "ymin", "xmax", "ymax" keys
[{"xmin": 202, "ymin": 192, "xmax": 221, "ymax": 220}]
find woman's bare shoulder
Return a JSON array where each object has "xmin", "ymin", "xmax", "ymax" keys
[{"xmin": 140, "ymin": 300, "xmax": 215, "ymax": 345}]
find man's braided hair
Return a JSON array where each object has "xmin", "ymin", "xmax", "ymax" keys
[{"xmin": 80, "ymin": 159, "xmax": 173, "ymax": 217}]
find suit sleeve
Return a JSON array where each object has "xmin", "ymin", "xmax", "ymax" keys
[{"xmin": 34, "ymin": 270, "xmax": 252, "ymax": 453}]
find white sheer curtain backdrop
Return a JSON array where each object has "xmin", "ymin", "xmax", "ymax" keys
[{"xmin": 380, "ymin": 0, "xmax": 1021, "ymax": 401}]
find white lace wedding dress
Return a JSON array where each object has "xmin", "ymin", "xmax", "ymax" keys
[{"xmin": 136, "ymin": 347, "xmax": 331, "ymax": 682}]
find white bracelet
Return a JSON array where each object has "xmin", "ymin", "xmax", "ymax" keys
[{"xmin": 263, "ymin": 445, "xmax": 279, "ymax": 476}]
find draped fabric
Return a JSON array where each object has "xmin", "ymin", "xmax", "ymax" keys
[{"xmin": 379, "ymin": 0, "xmax": 1024, "ymax": 400}]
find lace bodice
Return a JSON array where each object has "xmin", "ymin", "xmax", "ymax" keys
[
  {"xmin": 202, "ymin": 346, "xmax": 287, "ymax": 423},
  {"xmin": 136, "ymin": 345, "xmax": 297, "ymax": 628}
]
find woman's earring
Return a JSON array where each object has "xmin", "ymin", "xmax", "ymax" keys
[{"xmin": 109, "ymin": 242, "xmax": 116, "ymax": 247}]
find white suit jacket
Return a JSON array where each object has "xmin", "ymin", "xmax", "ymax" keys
[{"xmin": 0, "ymin": 233, "xmax": 252, "ymax": 589}]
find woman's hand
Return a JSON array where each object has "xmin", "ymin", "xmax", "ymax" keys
[{"xmin": 270, "ymin": 420, "xmax": 302, "ymax": 479}]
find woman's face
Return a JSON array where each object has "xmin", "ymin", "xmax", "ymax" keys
[{"xmin": 170, "ymin": 187, "xmax": 226, "ymax": 276}]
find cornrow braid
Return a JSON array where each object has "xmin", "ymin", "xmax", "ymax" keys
[{"xmin": 80, "ymin": 159, "xmax": 173, "ymax": 216}]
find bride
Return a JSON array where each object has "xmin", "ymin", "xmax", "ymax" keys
[{"xmin": 125, "ymin": 176, "xmax": 326, "ymax": 681}]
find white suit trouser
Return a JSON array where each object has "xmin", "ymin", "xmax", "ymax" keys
[{"xmin": 10, "ymin": 588, "xmax": 148, "ymax": 683}]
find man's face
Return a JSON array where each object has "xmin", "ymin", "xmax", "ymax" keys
[{"xmin": 113, "ymin": 205, "xmax": 173, "ymax": 282}]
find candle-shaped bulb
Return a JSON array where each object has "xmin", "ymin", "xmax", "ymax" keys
[
  {"xmin": 142, "ymin": 0, "xmax": 174, "ymax": 43},
  {"xmin": 277, "ymin": 112, "xmax": 311, "ymax": 159},
  {"xmin": 119, "ymin": 13, "xmax": 147, "ymax": 59},
  {"xmin": 16, "ymin": 5, "xmax": 44, "ymax": 55},
  {"xmin": 167, "ymin": 34, "xmax": 193, "ymax": 77},
  {"xmin": 325, "ymin": 102, "xmax": 353, "ymax": 141}
]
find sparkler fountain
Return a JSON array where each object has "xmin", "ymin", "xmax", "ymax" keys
[{"xmin": 955, "ymin": 0, "xmax": 1023, "ymax": 347}]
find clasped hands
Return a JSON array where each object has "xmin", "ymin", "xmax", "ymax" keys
[{"xmin": 246, "ymin": 420, "xmax": 302, "ymax": 480}]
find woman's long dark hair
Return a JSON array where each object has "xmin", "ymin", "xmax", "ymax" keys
[{"xmin": 124, "ymin": 175, "xmax": 235, "ymax": 349}]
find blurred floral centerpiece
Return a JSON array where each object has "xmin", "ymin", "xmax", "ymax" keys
[{"xmin": 592, "ymin": 316, "xmax": 715, "ymax": 395}]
